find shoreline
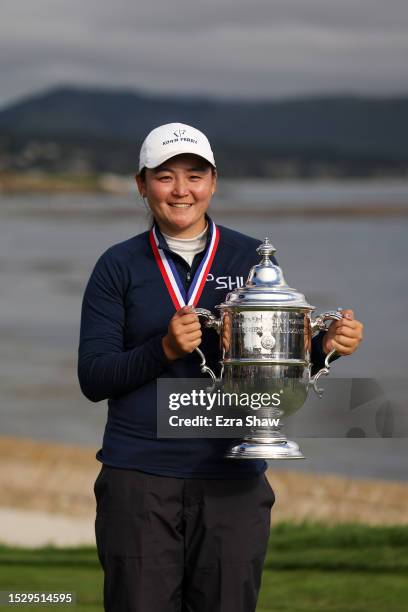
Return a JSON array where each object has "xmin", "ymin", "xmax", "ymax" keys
[{"xmin": 1, "ymin": 436, "xmax": 408, "ymax": 547}]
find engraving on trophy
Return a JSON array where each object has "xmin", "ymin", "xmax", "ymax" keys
[{"xmin": 260, "ymin": 334, "xmax": 276, "ymax": 350}]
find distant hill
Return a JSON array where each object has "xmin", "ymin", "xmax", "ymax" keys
[{"xmin": 1, "ymin": 86, "xmax": 407, "ymax": 177}]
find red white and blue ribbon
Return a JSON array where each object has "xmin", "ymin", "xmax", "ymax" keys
[{"xmin": 149, "ymin": 219, "xmax": 220, "ymax": 310}]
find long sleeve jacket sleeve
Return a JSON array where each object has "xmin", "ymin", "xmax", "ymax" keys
[{"xmin": 78, "ymin": 249, "xmax": 170, "ymax": 402}]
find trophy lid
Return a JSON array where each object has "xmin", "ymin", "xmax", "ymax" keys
[{"xmin": 221, "ymin": 238, "xmax": 313, "ymax": 309}]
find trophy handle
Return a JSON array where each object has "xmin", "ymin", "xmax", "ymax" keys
[
  {"xmin": 310, "ymin": 309, "xmax": 343, "ymax": 397},
  {"xmin": 193, "ymin": 308, "xmax": 221, "ymax": 383},
  {"xmin": 310, "ymin": 309, "xmax": 343, "ymax": 337}
]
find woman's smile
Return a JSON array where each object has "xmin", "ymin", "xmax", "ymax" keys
[{"xmin": 168, "ymin": 203, "xmax": 193, "ymax": 208}]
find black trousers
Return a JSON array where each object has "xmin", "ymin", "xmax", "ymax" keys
[{"xmin": 94, "ymin": 465, "xmax": 275, "ymax": 612}]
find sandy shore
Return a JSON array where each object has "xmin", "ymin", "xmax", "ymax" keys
[{"xmin": 1, "ymin": 436, "xmax": 407, "ymax": 547}]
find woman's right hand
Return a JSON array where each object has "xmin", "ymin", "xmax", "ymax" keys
[{"xmin": 162, "ymin": 306, "xmax": 202, "ymax": 361}]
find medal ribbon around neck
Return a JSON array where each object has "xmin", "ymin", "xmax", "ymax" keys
[{"xmin": 149, "ymin": 219, "xmax": 220, "ymax": 309}]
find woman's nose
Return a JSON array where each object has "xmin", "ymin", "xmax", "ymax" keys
[{"xmin": 172, "ymin": 178, "xmax": 189, "ymax": 197}]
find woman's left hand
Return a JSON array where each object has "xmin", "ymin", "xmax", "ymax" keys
[{"xmin": 322, "ymin": 309, "xmax": 364, "ymax": 356}]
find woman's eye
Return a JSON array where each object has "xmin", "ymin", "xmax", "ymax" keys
[
  {"xmin": 190, "ymin": 175, "xmax": 201, "ymax": 180},
  {"xmin": 158, "ymin": 175, "xmax": 172, "ymax": 181}
]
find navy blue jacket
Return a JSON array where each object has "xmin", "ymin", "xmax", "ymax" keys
[{"xmin": 78, "ymin": 219, "xmax": 328, "ymax": 478}]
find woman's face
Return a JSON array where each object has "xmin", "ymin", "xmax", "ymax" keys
[{"xmin": 136, "ymin": 154, "xmax": 216, "ymax": 238}]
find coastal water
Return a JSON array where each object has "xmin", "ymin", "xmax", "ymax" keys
[{"xmin": 0, "ymin": 179, "xmax": 407, "ymax": 480}]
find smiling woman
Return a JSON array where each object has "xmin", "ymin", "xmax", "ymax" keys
[
  {"xmin": 135, "ymin": 153, "xmax": 216, "ymax": 237},
  {"xmin": 78, "ymin": 122, "xmax": 363, "ymax": 612}
]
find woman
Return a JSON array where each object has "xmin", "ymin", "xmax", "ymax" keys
[{"xmin": 78, "ymin": 122, "xmax": 363, "ymax": 612}]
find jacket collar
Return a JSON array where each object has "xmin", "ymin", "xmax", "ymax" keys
[{"xmin": 153, "ymin": 213, "xmax": 214, "ymax": 254}]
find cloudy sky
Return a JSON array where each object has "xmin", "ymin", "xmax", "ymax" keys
[{"xmin": 1, "ymin": 0, "xmax": 407, "ymax": 107}]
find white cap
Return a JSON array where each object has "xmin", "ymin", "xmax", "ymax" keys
[{"xmin": 138, "ymin": 122, "xmax": 216, "ymax": 172}]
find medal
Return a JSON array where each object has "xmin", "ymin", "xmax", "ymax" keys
[{"xmin": 149, "ymin": 219, "xmax": 219, "ymax": 309}]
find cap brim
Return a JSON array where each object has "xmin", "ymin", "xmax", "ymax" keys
[{"xmin": 141, "ymin": 147, "xmax": 216, "ymax": 172}]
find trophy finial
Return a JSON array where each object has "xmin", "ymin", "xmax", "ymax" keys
[{"xmin": 256, "ymin": 237, "xmax": 276, "ymax": 263}]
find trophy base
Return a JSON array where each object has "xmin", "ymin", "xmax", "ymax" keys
[{"xmin": 225, "ymin": 439, "xmax": 305, "ymax": 460}]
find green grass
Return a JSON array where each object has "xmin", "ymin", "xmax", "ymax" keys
[
  {"xmin": 0, "ymin": 546, "xmax": 101, "ymax": 611},
  {"xmin": 0, "ymin": 523, "xmax": 407, "ymax": 611}
]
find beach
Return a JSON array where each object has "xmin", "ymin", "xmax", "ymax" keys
[{"xmin": 1, "ymin": 436, "xmax": 407, "ymax": 548}]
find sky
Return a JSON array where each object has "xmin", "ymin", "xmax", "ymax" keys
[{"xmin": 1, "ymin": 0, "xmax": 408, "ymax": 108}]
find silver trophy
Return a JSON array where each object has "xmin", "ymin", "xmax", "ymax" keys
[{"xmin": 194, "ymin": 238, "xmax": 342, "ymax": 459}]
